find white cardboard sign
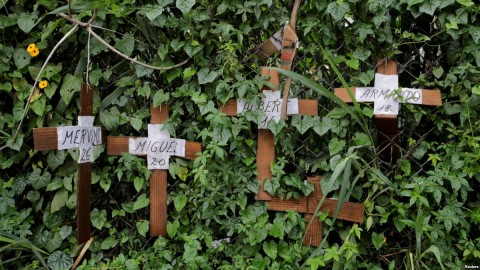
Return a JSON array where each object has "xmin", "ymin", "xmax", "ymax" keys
[
  {"xmin": 57, "ymin": 116, "xmax": 102, "ymax": 163},
  {"xmin": 237, "ymin": 90, "xmax": 299, "ymax": 129},
  {"xmin": 355, "ymin": 73, "xmax": 423, "ymax": 115},
  {"xmin": 128, "ymin": 124, "xmax": 186, "ymax": 170}
]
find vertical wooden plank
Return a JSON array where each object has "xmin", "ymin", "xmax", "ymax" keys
[
  {"xmin": 303, "ymin": 214, "xmax": 322, "ymax": 247},
  {"xmin": 150, "ymin": 170, "xmax": 168, "ymax": 236},
  {"xmin": 375, "ymin": 60, "xmax": 399, "ymax": 164},
  {"xmin": 304, "ymin": 176, "xmax": 322, "ymax": 246},
  {"xmin": 255, "ymin": 69, "xmax": 279, "ymax": 201},
  {"xmin": 77, "ymin": 163, "xmax": 92, "ymax": 244},
  {"xmin": 79, "ymin": 83, "xmax": 94, "ymax": 116},
  {"xmin": 149, "ymin": 103, "xmax": 169, "ymax": 236},
  {"xmin": 76, "ymin": 83, "xmax": 94, "ymax": 244}
]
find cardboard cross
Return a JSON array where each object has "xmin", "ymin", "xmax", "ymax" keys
[
  {"xmin": 267, "ymin": 176, "xmax": 364, "ymax": 246},
  {"xmin": 334, "ymin": 59, "xmax": 442, "ymax": 164},
  {"xmin": 107, "ymin": 104, "xmax": 201, "ymax": 236},
  {"xmin": 33, "ymin": 83, "xmax": 104, "ymax": 244},
  {"xmin": 220, "ymin": 68, "xmax": 318, "ymax": 201}
]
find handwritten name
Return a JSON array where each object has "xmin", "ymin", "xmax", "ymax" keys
[
  {"xmin": 358, "ymin": 88, "xmax": 421, "ymax": 102},
  {"xmin": 61, "ymin": 127, "xmax": 101, "ymax": 146},
  {"xmin": 132, "ymin": 140, "xmax": 178, "ymax": 154}
]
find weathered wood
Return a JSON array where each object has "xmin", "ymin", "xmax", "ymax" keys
[
  {"xmin": 77, "ymin": 162, "xmax": 92, "ymax": 244},
  {"xmin": 107, "ymin": 103, "xmax": 202, "ymax": 237},
  {"xmin": 32, "ymin": 83, "xmax": 101, "ymax": 245},
  {"xmin": 266, "ymin": 176, "xmax": 364, "ymax": 246},
  {"xmin": 107, "ymin": 137, "xmax": 200, "ymax": 160}
]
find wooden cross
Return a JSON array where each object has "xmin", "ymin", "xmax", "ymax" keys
[
  {"xmin": 334, "ymin": 59, "xmax": 442, "ymax": 164},
  {"xmin": 107, "ymin": 103, "xmax": 201, "ymax": 237},
  {"xmin": 33, "ymin": 83, "xmax": 104, "ymax": 244},
  {"xmin": 267, "ymin": 176, "xmax": 364, "ymax": 246},
  {"xmin": 220, "ymin": 68, "xmax": 318, "ymax": 200}
]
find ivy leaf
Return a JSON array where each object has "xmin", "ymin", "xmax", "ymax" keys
[
  {"xmin": 133, "ymin": 194, "xmax": 150, "ymax": 210},
  {"xmin": 47, "ymin": 151, "xmax": 66, "ymax": 171},
  {"xmin": 91, "ymin": 208, "xmax": 107, "ymax": 230},
  {"xmin": 472, "ymin": 85, "xmax": 480, "ymax": 95},
  {"xmin": 176, "ymin": 0, "xmax": 195, "ymax": 14},
  {"xmin": 291, "ymin": 115, "xmax": 315, "ymax": 135},
  {"xmin": 419, "ymin": 0, "xmax": 441, "ymax": 16},
  {"xmin": 153, "ymin": 90, "xmax": 170, "ymax": 107},
  {"xmin": 326, "ymin": 1, "xmax": 349, "ymax": 21},
  {"xmin": 174, "ymin": 194, "xmax": 188, "ymax": 212},
  {"xmin": 432, "ymin": 67, "xmax": 444, "ymax": 79},
  {"xmin": 30, "ymin": 98, "xmax": 46, "ymax": 116},
  {"xmin": 197, "ymin": 68, "xmax": 218, "ymax": 84},
  {"xmin": 115, "ymin": 34, "xmax": 135, "ymax": 57},
  {"xmin": 60, "ymin": 226, "xmax": 72, "ymax": 240},
  {"xmin": 166, "ymin": 219, "xmax": 180, "ymax": 238},
  {"xmin": 328, "ymin": 138, "xmax": 346, "ymax": 156},
  {"xmin": 30, "ymin": 169, "xmax": 51, "ymax": 190},
  {"xmin": 136, "ymin": 220, "xmax": 149, "ymax": 237},
  {"xmin": 269, "ymin": 219, "xmax": 284, "ymax": 239},
  {"xmin": 100, "ymin": 106, "xmax": 121, "ymax": 130},
  {"xmin": 47, "ymin": 251, "xmax": 73, "ymax": 270},
  {"xmin": 100, "ymin": 235, "xmax": 118, "ymax": 250},
  {"xmin": 134, "ymin": 177, "xmax": 144, "ymax": 192},
  {"xmin": 51, "ymin": 188, "xmax": 68, "ymax": 213},
  {"xmin": 130, "ymin": 116, "xmax": 143, "ymax": 131},
  {"xmin": 59, "ymin": 74, "xmax": 81, "ymax": 105},
  {"xmin": 13, "ymin": 48, "xmax": 31, "ymax": 69},
  {"xmin": 17, "ymin": 12, "xmax": 38, "ymax": 33},
  {"xmin": 263, "ymin": 240, "xmax": 277, "ymax": 259},
  {"xmin": 372, "ymin": 232, "xmax": 385, "ymax": 250}
]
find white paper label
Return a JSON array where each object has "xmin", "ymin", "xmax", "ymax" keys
[
  {"xmin": 128, "ymin": 124, "xmax": 186, "ymax": 170},
  {"xmin": 356, "ymin": 73, "xmax": 422, "ymax": 116},
  {"xmin": 237, "ymin": 91, "xmax": 300, "ymax": 129},
  {"xmin": 374, "ymin": 74, "xmax": 398, "ymax": 89},
  {"xmin": 57, "ymin": 117, "xmax": 102, "ymax": 163}
]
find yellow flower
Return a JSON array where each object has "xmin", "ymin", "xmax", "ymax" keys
[
  {"xmin": 27, "ymin": 43, "xmax": 36, "ymax": 53},
  {"xmin": 39, "ymin": 80, "xmax": 48, "ymax": 89},
  {"xmin": 29, "ymin": 47, "xmax": 40, "ymax": 57},
  {"xmin": 383, "ymin": 237, "xmax": 387, "ymax": 243}
]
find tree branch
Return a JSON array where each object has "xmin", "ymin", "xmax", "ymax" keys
[{"xmin": 58, "ymin": 13, "xmax": 189, "ymax": 71}]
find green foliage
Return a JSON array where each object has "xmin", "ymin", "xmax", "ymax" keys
[{"xmin": 1, "ymin": 0, "xmax": 479, "ymax": 269}]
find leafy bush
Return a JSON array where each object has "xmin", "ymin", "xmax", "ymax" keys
[{"xmin": 1, "ymin": 0, "xmax": 479, "ymax": 269}]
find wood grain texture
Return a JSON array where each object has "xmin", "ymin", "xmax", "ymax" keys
[
  {"xmin": 261, "ymin": 68, "xmax": 280, "ymax": 90},
  {"xmin": 256, "ymin": 129, "xmax": 274, "ymax": 200},
  {"xmin": 77, "ymin": 163, "xmax": 92, "ymax": 244},
  {"xmin": 33, "ymin": 127, "xmax": 58, "ymax": 150},
  {"xmin": 150, "ymin": 170, "xmax": 168, "ymax": 237},
  {"xmin": 107, "ymin": 137, "xmax": 201, "ymax": 160},
  {"xmin": 266, "ymin": 176, "xmax": 364, "ymax": 246},
  {"xmin": 151, "ymin": 103, "xmax": 169, "ymax": 124},
  {"xmin": 80, "ymin": 83, "xmax": 94, "ymax": 116}
]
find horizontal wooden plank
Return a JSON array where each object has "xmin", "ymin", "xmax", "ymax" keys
[
  {"xmin": 219, "ymin": 99, "xmax": 237, "ymax": 116},
  {"xmin": 267, "ymin": 197, "xmax": 364, "ymax": 223},
  {"xmin": 33, "ymin": 126, "xmax": 105, "ymax": 151},
  {"xmin": 33, "ymin": 127, "xmax": 59, "ymax": 150},
  {"xmin": 220, "ymin": 99, "xmax": 318, "ymax": 117},
  {"xmin": 334, "ymin": 88, "xmax": 442, "ymax": 106},
  {"xmin": 107, "ymin": 136, "xmax": 201, "ymax": 160}
]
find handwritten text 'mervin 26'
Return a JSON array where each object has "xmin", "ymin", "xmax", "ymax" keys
[{"xmin": 61, "ymin": 127, "xmax": 102, "ymax": 147}]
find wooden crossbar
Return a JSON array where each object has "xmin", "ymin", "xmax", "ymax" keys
[
  {"xmin": 267, "ymin": 176, "xmax": 364, "ymax": 246},
  {"xmin": 33, "ymin": 83, "xmax": 102, "ymax": 245},
  {"xmin": 333, "ymin": 59, "xmax": 443, "ymax": 164},
  {"xmin": 107, "ymin": 103, "xmax": 201, "ymax": 237}
]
